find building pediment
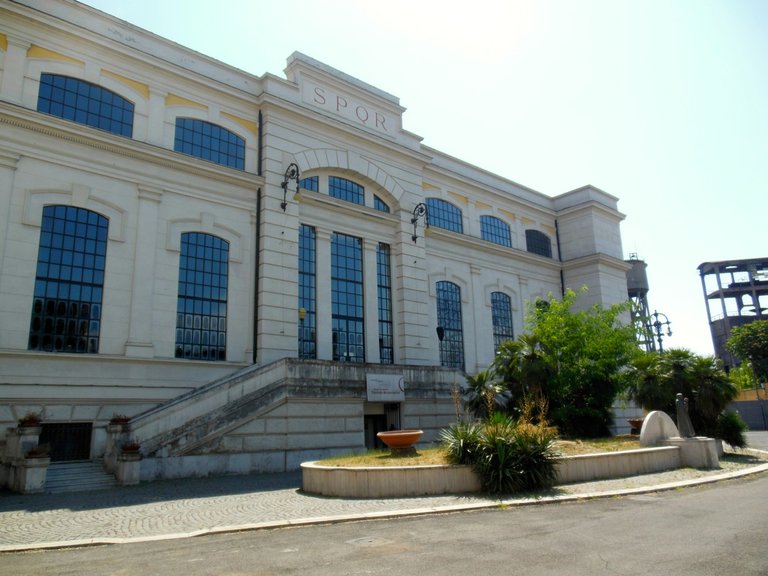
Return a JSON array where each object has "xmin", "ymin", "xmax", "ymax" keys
[{"xmin": 284, "ymin": 52, "xmax": 405, "ymax": 140}]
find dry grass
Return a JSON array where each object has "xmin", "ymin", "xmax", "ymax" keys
[
  {"xmin": 317, "ymin": 436, "xmax": 642, "ymax": 467},
  {"xmin": 319, "ymin": 448, "xmax": 450, "ymax": 467},
  {"xmin": 553, "ymin": 435, "xmax": 640, "ymax": 455}
]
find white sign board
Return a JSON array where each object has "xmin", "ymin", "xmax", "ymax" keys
[{"xmin": 366, "ymin": 373, "xmax": 405, "ymax": 402}]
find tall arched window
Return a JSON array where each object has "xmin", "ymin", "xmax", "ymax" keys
[
  {"xmin": 426, "ymin": 198, "xmax": 463, "ymax": 233},
  {"xmin": 175, "ymin": 232, "xmax": 229, "ymax": 361},
  {"xmin": 491, "ymin": 292, "xmax": 514, "ymax": 352},
  {"xmin": 37, "ymin": 73, "xmax": 134, "ymax": 137},
  {"xmin": 174, "ymin": 118, "xmax": 245, "ymax": 169},
  {"xmin": 29, "ymin": 205, "xmax": 108, "ymax": 353},
  {"xmin": 480, "ymin": 216, "xmax": 512, "ymax": 247},
  {"xmin": 436, "ymin": 281, "xmax": 464, "ymax": 370},
  {"xmin": 525, "ymin": 229, "xmax": 553, "ymax": 258},
  {"xmin": 332, "ymin": 232, "xmax": 365, "ymax": 362}
]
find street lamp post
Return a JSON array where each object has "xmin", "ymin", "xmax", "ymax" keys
[{"xmin": 650, "ymin": 310, "xmax": 672, "ymax": 353}]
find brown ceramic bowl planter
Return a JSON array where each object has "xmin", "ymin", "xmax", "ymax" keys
[{"xmin": 376, "ymin": 429, "xmax": 423, "ymax": 455}]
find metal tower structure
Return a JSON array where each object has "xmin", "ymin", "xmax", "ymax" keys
[
  {"xmin": 626, "ymin": 254, "xmax": 655, "ymax": 351},
  {"xmin": 698, "ymin": 257, "xmax": 768, "ymax": 370}
]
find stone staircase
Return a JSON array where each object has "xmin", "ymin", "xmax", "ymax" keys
[{"xmin": 45, "ymin": 461, "xmax": 117, "ymax": 494}]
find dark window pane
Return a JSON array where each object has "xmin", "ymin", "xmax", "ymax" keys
[
  {"xmin": 525, "ymin": 229, "xmax": 553, "ymax": 258},
  {"xmin": 436, "ymin": 281, "xmax": 464, "ymax": 370},
  {"xmin": 491, "ymin": 292, "xmax": 514, "ymax": 353}
]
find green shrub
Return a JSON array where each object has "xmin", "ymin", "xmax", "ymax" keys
[
  {"xmin": 441, "ymin": 411, "xmax": 558, "ymax": 494},
  {"xmin": 439, "ymin": 421, "xmax": 483, "ymax": 465},
  {"xmin": 716, "ymin": 411, "xmax": 748, "ymax": 449}
]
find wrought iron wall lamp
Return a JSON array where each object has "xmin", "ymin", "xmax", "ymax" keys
[
  {"xmin": 280, "ymin": 163, "xmax": 300, "ymax": 211},
  {"xmin": 411, "ymin": 202, "xmax": 428, "ymax": 242}
]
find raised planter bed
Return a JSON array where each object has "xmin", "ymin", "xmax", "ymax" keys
[
  {"xmin": 301, "ymin": 461, "xmax": 481, "ymax": 497},
  {"xmin": 302, "ymin": 445, "xmax": 685, "ymax": 497}
]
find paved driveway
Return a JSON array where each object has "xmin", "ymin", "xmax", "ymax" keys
[{"xmin": 746, "ymin": 430, "xmax": 768, "ymax": 451}]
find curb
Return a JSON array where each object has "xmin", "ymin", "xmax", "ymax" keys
[{"xmin": 2, "ymin": 460, "xmax": 767, "ymax": 553}]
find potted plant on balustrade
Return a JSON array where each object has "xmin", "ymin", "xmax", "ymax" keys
[{"xmin": 17, "ymin": 411, "xmax": 43, "ymax": 433}]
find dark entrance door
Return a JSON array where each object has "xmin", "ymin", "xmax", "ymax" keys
[
  {"xmin": 364, "ymin": 414, "xmax": 387, "ymax": 449},
  {"xmin": 39, "ymin": 422, "xmax": 92, "ymax": 461}
]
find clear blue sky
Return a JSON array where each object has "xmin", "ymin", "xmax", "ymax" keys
[{"xmin": 81, "ymin": 0, "xmax": 768, "ymax": 356}]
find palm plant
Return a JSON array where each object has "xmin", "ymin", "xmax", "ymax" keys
[
  {"xmin": 492, "ymin": 335, "xmax": 551, "ymax": 414},
  {"xmin": 688, "ymin": 355, "xmax": 737, "ymax": 436},
  {"xmin": 625, "ymin": 348, "xmax": 739, "ymax": 439},
  {"xmin": 463, "ymin": 369, "xmax": 510, "ymax": 419}
]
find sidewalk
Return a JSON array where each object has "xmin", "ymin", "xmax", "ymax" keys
[{"xmin": 2, "ymin": 441, "xmax": 767, "ymax": 553}]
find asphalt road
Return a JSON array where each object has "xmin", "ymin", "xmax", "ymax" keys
[{"xmin": 4, "ymin": 473, "xmax": 767, "ymax": 576}]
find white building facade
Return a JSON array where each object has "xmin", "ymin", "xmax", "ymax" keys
[{"xmin": 0, "ymin": 0, "xmax": 630, "ymax": 480}]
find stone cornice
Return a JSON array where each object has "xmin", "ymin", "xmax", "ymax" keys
[
  {"xmin": 0, "ymin": 102, "xmax": 264, "ymax": 190},
  {"xmin": 561, "ymin": 252, "xmax": 632, "ymax": 272},
  {"xmin": 424, "ymin": 226, "xmax": 562, "ymax": 271}
]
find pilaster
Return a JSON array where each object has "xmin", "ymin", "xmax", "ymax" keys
[{"xmin": 125, "ymin": 185, "xmax": 161, "ymax": 357}]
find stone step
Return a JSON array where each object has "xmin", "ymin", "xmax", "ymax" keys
[{"xmin": 45, "ymin": 460, "xmax": 117, "ymax": 494}]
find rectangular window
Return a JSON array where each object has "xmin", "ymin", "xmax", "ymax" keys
[
  {"xmin": 175, "ymin": 232, "xmax": 229, "ymax": 361},
  {"xmin": 436, "ymin": 281, "xmax": 464, "ymax": 370},
  {"xmin": 298, "ymin": 224, "xmax": 317, "ymax": 359},
  {"xmin": 377, "ymin": 243, "xmax": 394, "ymax": 364},
  {"xmin": 332, "ymin": 232, "xmax": 364, "ymax": 362},
  {"xmin": 491, "ymin": 292, "xmax": 514, "ymax": 352}
]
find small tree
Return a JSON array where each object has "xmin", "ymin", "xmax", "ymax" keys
[
  {"xmin": 726, "ymin": 320, "xmax": 768, "ymax": 384},
  {"xmin": 494, "ymin": 289, "xmax": 636, "ymax": 437}
]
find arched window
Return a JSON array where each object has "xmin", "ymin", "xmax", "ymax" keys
[
  {"xmin": 491, "ymin": 292, "xmax": 514, "ymax": 352},
  {"xmin": 525, "ymin": 229, "xmax": 552, "ymax": 258},
  {"xmin": 29, "ymin": 205, "xmax": 108, "ymax": 353},
  {"xmin": 374, "ymin": 195, "xmax": 390, "ymax": 213},
  {"xmin": 426, "ymin": 198, "xmax": 463, "ymax": 233},
  {"xmin": 298, "ymin": 224, "xmax": 317, "ymax": 359},
  {"xmin": 480, "ymin": 216, "xmax": 512, "ymax": 247},
  {"xmin": 332, "ymin": 232, "xmax": 365, "ymax": 362},
  {"xmin": 329, "ymin": 176, "xmax": 364, "ymax": 205},
  {"xmin": 299, "ymin": 176, "xmax": 319, "ymax": 192},
  {"xmin": 436, "ymin": 281, "xmax": 464, "ymax": 370},
  {"xmin": 37, "ymin": 73, "xmax": 134, "ymax": 137},
  {"xmin": 174, "ymin": 118, "xmax": 245, "ymax": 169},
  {"xmin": 175, "ymin": 232, "xmax": 229, "ymax": 361}
]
